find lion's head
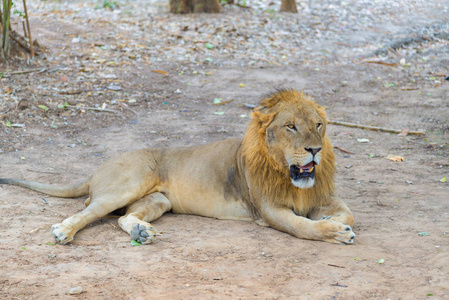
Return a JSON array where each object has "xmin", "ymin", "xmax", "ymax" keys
[{"xmin": 242, "ymin": 89, "xmax": 335, "ymax": 210}]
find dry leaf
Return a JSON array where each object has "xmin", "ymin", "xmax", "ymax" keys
[
  {"xmin": 363, "ymin": 60, "xmax": 398, "ymax": 67},
  {"xmin": 400, "ymin": 86, "xmax": 419, "ymax": 91},
  {"xmin": 213, "ymin": 99, "xmax": 233, "ymax": 106},
  {"xmin": 387, "ymin": 155, "xmax": 404, "ymax": 162},
  {"xmin": 152, "ymin": 70, "xmax": 169, "ymax": 76}
]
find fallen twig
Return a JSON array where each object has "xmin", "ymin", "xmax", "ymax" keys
[
  {"xmin": 58, "ymin": 90, "xmax": 90, "ymax": 95},
  {"xmin": 5, "ymin": 67, "xmax": 47, "ymax": 75},
  {"xmin": 333, "ymin": 146, "xmax": 354, "ymax": 154},
  {"xmin": 213, "ymin": 99, "xmax": 233, "ymax": 106},
  {"xmin": 152, "ymin": 70, "xmax": 168, "ymax": 76},
  {"xmin": 119, "ymin": 102, "xmax": 139, "ymax": 116},
  {"xmin": 330, "ymin": 283, "xmax": 348, "ymax": 287},
  {"xmin": 400, "ymin": 86, "xmax": 419, "ymax": 91},
  {"xmin": 328, "ymin": 120, "xmax": 425, "ymax": 135},
  {"xmin": 361, "ymin": 60, "xmax": 398, "ymax": 67},
  {"xmin": 334, "ymin": 42, "xmax": 351, "ymax": 47},
  {"xmin": 8, "ymin": 31, "xmax": 31, "ymax": 53},
  {"xmin": 65, "ymin": 105, "xmax": 120, "ymax": 114},
  {"xmin": 328, "ymin": 264, "xmax": 346, "ymax": 268}
]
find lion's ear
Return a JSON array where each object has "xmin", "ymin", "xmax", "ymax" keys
[
  {"xmin": 251, "ymin": 111, "xmax": 276, "ymax": 125},
  {"xmin": 258, "ymin": 96, "xmax": 281, "ymax": 109}
]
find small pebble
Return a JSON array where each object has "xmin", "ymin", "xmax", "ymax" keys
[{"xmin": 69, "ymin": 286, "xmax": 83, "ymax": 295}]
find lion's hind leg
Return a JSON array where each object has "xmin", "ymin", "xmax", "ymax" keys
[{"xmin": 118, "ymin": 192, "xmax": 172, "ymax": 244}]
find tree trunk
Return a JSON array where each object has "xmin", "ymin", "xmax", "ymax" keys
[
  {"xmin": 170, "ymin": 0, "xmax": 222, "ymax": 13},
  {"xmin": 280, "ymin": 0, "xmax": 297, "ymax": 13}
]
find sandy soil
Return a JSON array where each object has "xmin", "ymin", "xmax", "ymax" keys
[{"xmin": 1, "ymin": 0, "xmax": 448, "ymax": 299}]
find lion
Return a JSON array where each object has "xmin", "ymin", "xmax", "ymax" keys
[{"xmin": 0, "ymin": 89, "xmax": 355, "ymax": 245}]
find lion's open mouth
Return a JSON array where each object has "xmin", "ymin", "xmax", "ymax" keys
[{"xmin": 289, "ymin": 161, "xmax": 316, "ymax": 181}]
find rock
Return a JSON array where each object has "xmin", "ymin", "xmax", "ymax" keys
[{"xmin": 69, "ymin": 286, "xmax": 83, "ymax": 295}]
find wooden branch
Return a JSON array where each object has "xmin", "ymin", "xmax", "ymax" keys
[
  {"xmin": 333, "ymin": 146, "xmax": 354, "ymax": 154},
  {"xmin": 328, "ymin": 120, "xmax": 425, "ymax": 135},
  {"xmin": 22, "ymin": 0, "xmax": 34, "ymax": 58},
  {"xmin": 65, "ymin": 105, "xmax": 120, "ymax": 114},
  {"xmin": 4, "ymin": 67, "xmax": 46, "ymax": 75},
  {"xmin": 58, "ymin": 90, "xmax": 90, "ymax": 95},
  {"xmin": 119, "ymin": 102, "xmax": 139, "ymax": 115},
  {"xmin": 8, "ymin": 31, "xmax": 33, "ymax": 53}
]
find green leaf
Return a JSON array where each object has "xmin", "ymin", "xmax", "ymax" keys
[
  {"xmin": 418, "ymin": 232, "xmax": 430, "ymax": 236},
  {"xmin": 38, "ymin": 105, "xmax": 49, "ymax": 111},
  {"xmin": 213, "ymin": 98, "xmax": 222, "ymax": 104},
  {"xmin": 5, "ymin": 121, "xmax": 12, "ymax": 127},
  {"xmin": 439, "ymin": 177, "xmax": 447, "ymax": 183},
  {"xmin": 214, "ymin": 111, "xmax": 225, "ymax": 115},
  {"xmin": 46, "ymin": 242, "xmax": 56, "ymax": 246},
  {"xmin": 131, "ymin": 240, "xmax": 142, "ymax": 246},
  {"xmin": 205, "ymin": 43, "xmax": 214, "ymax": 49},
  {"xmin": 21, "ymin": 246, "xmax": 26, "ymax": 250},
  {"xmin": 50, "ymin": 124, "xmax": 58, "ymax": 129},
  {"xmin": 378, "ymin": 258, "xmax": 385, "ymax": 264}
]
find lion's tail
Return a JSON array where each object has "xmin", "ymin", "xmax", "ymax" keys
[{"xmin": 0, "ymin": 177, "xmax": 91, "ymax": 198}]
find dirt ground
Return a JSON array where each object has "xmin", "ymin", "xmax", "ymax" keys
[{"xmin": 1, "ymin": 0, "xmax": 448, "ymax": 299}]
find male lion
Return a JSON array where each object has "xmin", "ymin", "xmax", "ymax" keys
[{"xmin": 0, "ymin": 89, "xmax": 355, "ymax": 245}]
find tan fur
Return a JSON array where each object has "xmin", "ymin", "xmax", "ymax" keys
[{"xmin": 0, "ymin": 89, "xmax": 355, "ymax": 245}]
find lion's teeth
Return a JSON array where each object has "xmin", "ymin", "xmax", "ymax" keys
[
  {"xmin": 309, "ymin": 166, "xmax": 314, "ymax": 172},
  {"xmin": 299, "ymin": 168, "xmax": 304, "ymax": 173}
]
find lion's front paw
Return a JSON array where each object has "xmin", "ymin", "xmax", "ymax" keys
[
  {"xmin": 130, "ymin": 224, "xmax": 157, "ymax": 245},
  {"xmin": 51, "ymin": 223, "xmax": 74, "ymax": 244},
  {"xmin": 315, "ymin": 220, "xmax": 355, "ymax": 245}
]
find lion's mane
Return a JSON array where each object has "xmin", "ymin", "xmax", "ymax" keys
[{"xmin": 242, "ymin": 89, "xmax": 336, "ymax": 215}]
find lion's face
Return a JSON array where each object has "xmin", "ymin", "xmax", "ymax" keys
[{"xmin": 264, "ymin": 102, "xmax": 326, "ymax": 189}]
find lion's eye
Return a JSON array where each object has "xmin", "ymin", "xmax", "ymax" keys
[
  {"xmin": 286, "ymin": 124, "xmax": 297, "ymax": 130},
  {"xmin": 316, "ymin": 123, "xmax": 322, "ymax": 129}
]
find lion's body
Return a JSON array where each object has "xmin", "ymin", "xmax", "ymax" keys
[
  {"xmin": 0, "ymin": 89, "xmax": 355, "ymax": 245},
  {"xmin": 102, "ymin": 139, "xmax": 253, "ymax": 220}
]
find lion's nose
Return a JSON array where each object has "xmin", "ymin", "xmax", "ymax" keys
[{"xmin": 305, "ymin": 147, "xmax": 322, "ymax": 156}]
